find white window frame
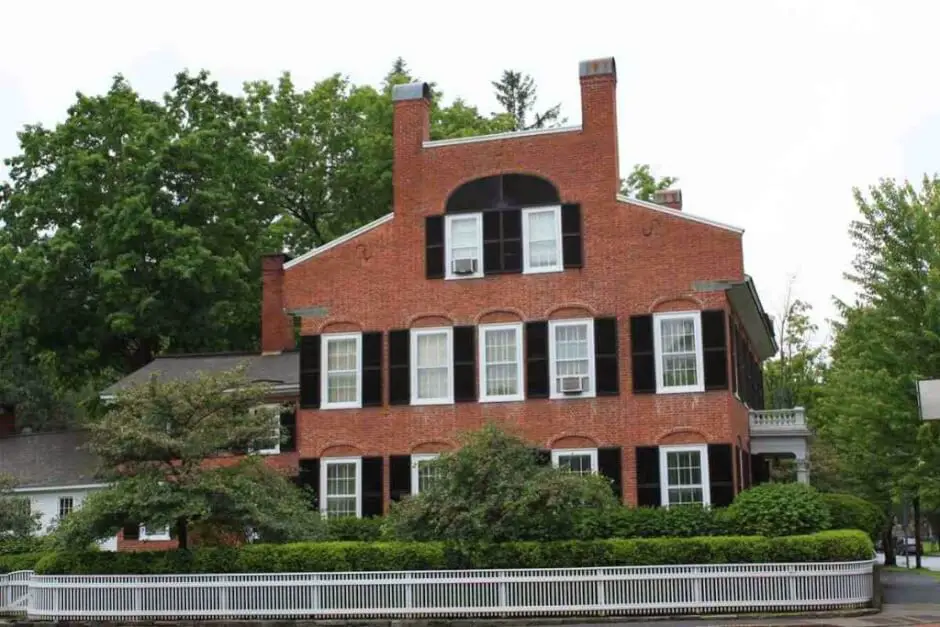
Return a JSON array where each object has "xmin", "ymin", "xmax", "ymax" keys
[
  {"xmin": 319, "ymin": 456, "xmax": 362, "ymax": 519},
  {"xmin": 653, "ymin": 311, "xmax": 705, "ymax": 394},
  {"xmin": 522, "ymin": 205, "xmax": 563, "ymax": 274},
  {"xmin": 444, "ymin": 213, "xmax": 484, "ymax": 279},
  {"xmin": 659, "ymin": 444, "xmax": 711, "ymax": 508},
  {"xmin": 548, "ymin": 318, "xmax": 596, "ymax": 400},
  {"xmin": 139, "ymin": 525, "xmax": 171, "ymax": 541},
  {"xmin": 551, "ymin": 448, "xmax": 598, "ymax": 475},
  {"xmin": 249, "ymin": 404, "xmax": 283, "ymax": 455},
  {"xmin": 410, "ymin": 327, "xmax": 454, "ymax": 405},
  {"xmin": 411, "ymin": 453, "xmax": 441, "ymax": 495},
  {"xmin": 58, "ymin": 496, "xmax": 74, "ymax": 520},
  {"xmin": 478, "ymin": 322, "xmax": 524, "ymax": 402},
  {"xmin": 320, "ymin": 332, "xmax": 363, "ymax": 410}
]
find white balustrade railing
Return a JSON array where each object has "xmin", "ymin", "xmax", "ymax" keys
[
  {"xmin": 749, "ymin": 407, "xmax": 808, "ymax": 431},
  {"xmin": 13, "ymin": 561, "xmax": 874, "ymax": 620}
]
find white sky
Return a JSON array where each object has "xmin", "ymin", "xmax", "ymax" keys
[{"xmin": 2, "ymin": 0, "xmax": 939, "ymax": 345}]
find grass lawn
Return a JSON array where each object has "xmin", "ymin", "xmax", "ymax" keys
[{"xmin": 885, "ymin": 566, "xmax": 940, "ymax": 582}]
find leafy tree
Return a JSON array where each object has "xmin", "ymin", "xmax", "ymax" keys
[
  {"xmin": 0, "ymin": 474, "xmax": 40, "ymax": 537},
  {"xmin": 385, "ymin": 423, "xmax": 618, "ymax": 542},
  {"xmin": 53, "ymin": 367, "xmax": 320, "ymax": 550},
  {"xmin": 492, "ymin": 70, "xmax": 564, "ymax": 131},
  {"xmin": 619, "ymin": 164, "xmax": 678, "ymax": 201},
  {"xmin": 815, "ymin": 176, "xmax": 940, "ymax": 565}
]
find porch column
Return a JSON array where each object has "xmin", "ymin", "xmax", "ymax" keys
[{"xmin": 796, "ymin": 456, "xmax": 810, "ymax": 484}]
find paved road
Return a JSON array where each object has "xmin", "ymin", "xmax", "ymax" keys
[
  {"xmin": 882, "ymin": 568, "xmax": 940, "ymax": 605},
  {"xmin": 877, "ymin": 553, "xmax": 940, "ymax": 572}
]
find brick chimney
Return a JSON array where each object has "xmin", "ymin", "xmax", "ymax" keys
[
  {"xmin": 579, "ymin": 57, "xmax": 619, "ymax": 198},
  {"xmin": 0, "ymin": 404, "xmax": 15, "ymax": 437},
  {"xmin": 652, "ymin": 189, "xmax": 683, "ymax": 211},
  {"xmin": 392, "ymin": 82, "xmax": 431, "ymax": 216},
  {"xmin": 261, "ymin": 253, "xmax": 295, "ymax": 354}
]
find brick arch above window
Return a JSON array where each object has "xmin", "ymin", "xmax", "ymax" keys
[
  {"xmin": 411, "ymin": 440, "xmax": 456, "ymax": 454},
  {"xmin": 544, "ymin": 304, "xmax": 596, "ymax": 320},
  {"xmin": 319, "ymin": 443, "xmax": 365, "ymax": 457},
  {"xmin": 550, "ymin": 434, "xmax": 599, "ymax": 449},
  {"xmin": 318, "ymin": 320, "xmax": 363, "ymax": 334},
  {"xmin": 407, "ymin": 314, "xmax": 456, "ymax": 328},
  {"xmin": 445, "ymin": 173, "xmax": 560, "ymax": 213},
  {"xmin": 656, "ymin": 428, "xmax": 711, "ymax": 446},
  {"xmin": 649, "ymin": 296, "xmax": 706, "ymax": 313},
  {"xmin": 475, "ymin": 308, "xmax": 525, "ymax": 325}
]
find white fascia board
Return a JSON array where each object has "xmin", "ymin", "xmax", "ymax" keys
[
  {"xmin": 285, "ymin": 213, "xmax": 394, "ymax": 270},
  {"xmin": 617, "ymin": 195, "xmax": 744, "ymax": 235}
]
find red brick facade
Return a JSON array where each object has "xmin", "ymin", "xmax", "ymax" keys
[{"xmin": 266, "ymin": 57, "xmax": 769, "ymax": 512}]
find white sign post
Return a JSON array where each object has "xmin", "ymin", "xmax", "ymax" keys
[{"xmin": 916, "ymin": 379, "xmax": 940, "ymax": 421}]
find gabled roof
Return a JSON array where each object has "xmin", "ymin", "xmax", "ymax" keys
[
  {"xmin": 284, "ymin": 213, "xmax": 394, "ymax": 270},
  {"xmin": 694, "ymin": 276, "xmax": 778, "ymax": 360},
  {"xmin": 616, "ymin": 195, "xmax": 745, "ymax": 234},
  {"xmin": 99, "ymin": 351, "xmax": 299, "ymax": 399},
  {"xmin": 0, "ymin": 430, "xmax": 102, "ymax": 490}
]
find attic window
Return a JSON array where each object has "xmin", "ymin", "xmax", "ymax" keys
[{"xmin": 446, "ymin": 174, "xmax": 560, "ymax": 213}]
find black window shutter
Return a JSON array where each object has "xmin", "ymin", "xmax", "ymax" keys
[
  {"xmin": 525, "ymin": 321, "xmax": 549, "ymax": 398},
  {"xmin": 296, "ymin": 459, "xmax": 320, "ymax": 510},
  {"xmin": 362, "ymin": 332, "xmax": 383, "ymax": 407},
  {"xmin": 502, "ymin": 209, "xmax": 522, "ymax": 273},
  {"xmin": 453, "ymin": 326, "xmax": 476, "ymax": 402},
  {"xmin": 597, "ymin": 447, "xmax": 623, "ymax": 501},
  {"xmin": 534, "ymin": 449, "xmax": 551, "ymax": 466},
  {"xmin": 708, "ymin": 444, "xmax": 734, "ymax": 507},
  {"xmin": 743, "ymin": 450, "xmax": 752, "ymax": 489},
  {"xmin": 122, "ymin": 522, "xmax": 139, "ymax": 541},
  {"xmin": 299, "ymin": 335, "xmax": 321, "ymax": 409},
  {"xmin": 389, "ymin": 330, "xmax": 410, "ymax": 405},
  {"xmin": 561, "ymin": 203, "xmax": 583, "ymax": 268},
  {"xmin": 635, "ymin": 446, "xmax": 661, "ymax": 507},
  {"xmin": 426, "ymin": 216, "xmax": 444, "ymax": 279},
  {"xmin": 630, "ymin": 316, "xmax": 656, "ymax": 394},
  {"xmin": 594, "ymin": 317, "xmax": 619, "ymax": 396},
  {"xmin": 361, "ymin": 456, "xmax": 384, "ymax": 517},
  {"xmin": 389, "ymin": 455, "xmax": 412, "ymax": 501},
  {"xmin": 734, "ymin": 444, "xmax": 742, "ymax": 494},
  {"xmin": 702, "ymin": 310, "xmax": 728, "ymax": 390},
  {"xmin": 730, "ymin": 324, "xmax": 739, "ymax": 395},
  {"xmin": 280, "ymin": 407, "xmax": 297, "ymax": 452},
  {"xmin": 482, "ymin": 211, "xmax": 502, "ymax": 274}
]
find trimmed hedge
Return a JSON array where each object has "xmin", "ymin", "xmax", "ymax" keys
[
  {"xmin": 728, "ymin": 483, "xmax": 830, "ymax": 537},
  {"xmin": 821, "ymin": 493, "xmax": 884, "ymax": 540},
  {"xmin": 0, "ymin": 552, "xmax": 47, "ymax": 573},
  {"xmin": 573, "ymin": 505, "xmax": 730, "ymax": 539},
  {"xmin": 324, "ymin": 516, "xmax": 385, "ymax": 541},
  {"xmin": 34, "ymin": 530, "xmax": 873, "ymax": 575}
]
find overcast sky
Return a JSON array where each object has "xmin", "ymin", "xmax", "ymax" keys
[{"xmin": 2, "ymin": 0, "xmax": 938, "ymax": 344}]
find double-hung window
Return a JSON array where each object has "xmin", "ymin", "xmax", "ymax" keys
[
  {"xmin": 58, "ymin": 497, "xmax": 74, "ymax": 520},
  {"xmin": 321, "ymin": 333, "xmax": 362, "ymax": 409},
  {"xmin": 522, "ymin": 206, "xmax": 562, "ymax": 273},
  {"xmin": 551, "ymin": 448, "xmax": 597, "ymax": 475},
  {"xmin": 478, "ymin": 323, "xmax": 524, "ymax": 402},
  {"xmin": 140, "ymin": 525, "xmax": 171, "ymax": 541},
  {"xmin": 445, "ymin": 214, "xmax": 483, "ymax": 279},
  {"xmin": 250, "ymin": 404, "xmax": 282, "ymax": 455},
  {"xmin": 411, "ymin": 328, "xmax": 453, "ymax": 405},
  {"xmin": 653, "ymin": 312, "xmax": 705, "ymax": 394},
  {"xmin": 320, "ymin": 457, "xmax": 361, "ymax": 519},
  {"xmin": 411, "ymin": 453, "xmax": 440, "ymax": 494},
  {"xmin": 659, "ymin": 444, "xmax": 711, "ymax": 507},
  {"xmin": 548, "ymin": 319, "xmax": 595, "ymax": 399}
]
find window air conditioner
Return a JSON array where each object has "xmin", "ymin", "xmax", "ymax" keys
[
  {"xmin": 452, "ymin": 258, "xmax": 478, "ymax": 275},
  {"xmin": 559, "ymin": 375, "xmax": 588, "ymax": 394}
]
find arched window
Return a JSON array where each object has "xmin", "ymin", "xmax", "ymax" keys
[{"xmin": 445, "ymin": 174, "xmax": 560, "ymax": 213}]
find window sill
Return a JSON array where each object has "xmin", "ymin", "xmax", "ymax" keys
[
  {"xmin": 411, "ymin": 398, "xmax": 454, "ymax": 406},
  {"xmin": 548, "ymin": 392, "xmax": 597, "ymax": 401},
  {"xmin": 656, "ymin": 386, "xmax": 706, "ymax": 395},
  {"xmin": 479, "ymin": 395, "xmax": 525, "ymax": 404},
  {"xmin": 444, "ymin": 273, "xmax": 484, "ymax": 281},
  {"xmin": 256, "ymin": 448, "xmax": 281, "ymax": 456},
  {"xmin": 320, "ymin": 402, "xmax": 363, "ymax": 411},
  {"xmin": 523, "ymin": 266, "xmax": 563, "ymax": 275}
]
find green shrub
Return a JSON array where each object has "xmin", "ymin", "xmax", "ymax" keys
[
  {"xmin": 325, "ymin": 516, "xmax": 385, "ymax": 541},
  {"xmin": 728, "ymin": 483, "xmax": 830, "ymax": 537},
  {"xmin": 0, "ymin": 552, "xmax": 51, "ymax": 573},
  {"xmin": 34, "ymin": 530, "xmax": 872, "ymax": 575},
  {"xmin": 821, "ymin": 493, "xmax": 884, "ymax": 540},
  {"xmin": 574, "ymin": 505, "xmax": 731, "ymax": 539},
  {"xmin": 0, "ymin": 536, "xmax": 50, "ymax": 555}
]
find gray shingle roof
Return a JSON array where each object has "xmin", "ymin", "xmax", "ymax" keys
[
  {"xmin": 100, "ymin": 351, "xmax": 299, "ymax": 397},
  {"xmin": 0, "ymin": 431, "xmax": 101, "ymax": 489}
]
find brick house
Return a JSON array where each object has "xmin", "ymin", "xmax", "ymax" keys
[{"xmin": 99, "ymin": 56, "xmax": 810, "ymax": 538}]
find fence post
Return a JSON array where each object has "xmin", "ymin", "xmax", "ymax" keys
[
  {"xmin": 788, "ymin": 566, "xmax": 798, "ymax": 605},
  {"xmin": 52, "ymin": 578, "xmax": 59, "ymax": 616},
  {"xmin": 596, "ymin": 568, "xmax": 606, "ymax": 611},
  {"xmin": 312, "ymin": 574, "xmax": 320, "ymax": 615},
  {"xmin": 405, "ymin": 572, "xmax": 413, "ymax": 615},
  {"xmin": 219, "ymin": 575, "xmax": 228, "ymax": 616},
  {"xmin": 498, "ymin": 571, "xmax": 507, "ymax": 615},
  {"xmin": 692, "ymin": 567, "xmax": 703, "ymax": 607},
  {"xmin": 134, "ymin": 576, "xmax": 142, "ymax": 614}
]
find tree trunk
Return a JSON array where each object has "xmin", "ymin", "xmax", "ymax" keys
[
  {"xmin": 176, "ymin": 517, "xmax": 189, "ymax": 550},
  {"xmin": 914, "ymin": 494, "xmax": 922, "ymax": 569},
  {"xmin": 882, "ymin": 524, "xmax": 896, "ymax": 567}
]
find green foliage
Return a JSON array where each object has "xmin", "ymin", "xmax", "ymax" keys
[
  {"xmin": 34, "ymin": 531, "xmax": 873, "ymax": 575},
  {"xmin": 573, "ymin": 505, "xmax": 729, "ymax": 539},
  {"xmin": 0, "ymin": 535, "xmax": 50, "ymax": 555},
  {"xmin": 619, "ymin": 164, "xmax": 678, "ymax": 201},
  {"xmin": 52, "ymin": 369, "xmax": 322, "ymax": 550},
  {"xmin": 728, "ymin": 483, "xmax": 831, "ymax": 537},
  {"xmin": 325, "ymin": 516, "xmax": 385, "ymax": 541},
  {"xmin": 385, "ymin": 424, "xmax": 619, "ymax": 542},
  {"xmin": 0, "ymin": 552, "xmax": 48, "ymax": 573},
  {"xmin": 762, "ymin": 292, "xmax": 826, "ymax": 412},
  {"xmin": 821, "ymin": 493, "xmax": 885, "ymax": 540},
  {"xmin": 0, "ymin": 474, "xmax": 40, "ymax": 538},
  {"xmin": 491, "ymin": 70, "xmax": 564, "ymax": 131}
]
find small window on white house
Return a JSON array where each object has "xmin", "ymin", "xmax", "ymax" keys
[
  {"xmin": 321, "ymin": 333, "xmax": 362, "ymax": 409},
  {"xmin": 140, "ymin": 525, "xmax": 171, "ymax": 541},
  {"xmin": 250, "ymin": 404, "xmax": 282, "ymax": 455},
  {"xmin": 58, "ymin": 497, "xmax": 74, "ymax": 520},
  {"xmin": 653, "ymin": 312, "xmax": 705, "ymax": 394},
  {"xmin": 320, "ymin": 457, "xmax": 361, "ymax": 519},
  {"xmin": 551, "ymin": 449, "xmax": 597, "ymax": 475},
  {"xmin": 548, "ymin": 319, "xmax": 595, "ymax": 399},
  {"xmin": 522, "ymin": 206, "xmax": 562, "ymax": 273},
  {"xmin": 445, "ymin": 213, "xmax": 483, "ymax": 279},
  {"xmin": 659, "ymin": 444, "xmax": 711, "ymax": 507},
  {"xmin": 411, "ymin": 328, "xmax": 453, "ymax": 405},
  {"xmin": 411, "ymin": 453, "xmax": 440, "ymax": 494},
  {"xmin": 479, "ymin": 323, "xmax": 524, "ymax": 402}
]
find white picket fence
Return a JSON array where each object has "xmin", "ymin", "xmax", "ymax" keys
[{"xmin": 5, "ymin": 561, "xmax": 873, "ymax": 621}]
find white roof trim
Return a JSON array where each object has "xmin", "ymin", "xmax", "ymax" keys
[
  {"xmin": 284, "ymin": 213, "xmax": 394, "ymax": 270},
  {"xmin": 616, "ymin": 195, "xmax": 744, "ymax": 234},
  {"xmin": 14, "ymin": 482, "xmax": 109, "ymax": 494},
  {"xmin": 423, "ymin": 125, "xmax": 581, "ymax": 149}
]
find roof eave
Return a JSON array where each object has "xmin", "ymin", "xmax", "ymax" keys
[
  {"xmin": 694, "ymin": 276, "xmax": 778, "ymax": 360},
  {"xmin": 616, "ymin": 195, "xmax": 745, "ymax": 234}
]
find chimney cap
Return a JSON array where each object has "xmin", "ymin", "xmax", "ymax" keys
[
  {"xmin": 392, "ymin": 82, "xmax": 432, "ymax": 102},
  {"xmin": 579, "ymin": 57, "xmax": 616, "ymax": 79}
]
